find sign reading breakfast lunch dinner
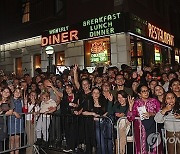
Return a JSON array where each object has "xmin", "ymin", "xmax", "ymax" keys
[
  {"xmin": 82, "ymin": 12, "xmax": 121, "ymax": 38},
  {"xmin": 41, "ymin": 12, "xmax": 122, "ymax": 47}
]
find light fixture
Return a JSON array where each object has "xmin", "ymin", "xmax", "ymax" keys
[
  {"xmin": 45, "ymin": 46, "xmax": 54, "ymax": 55},
  {"xmin": 45, "ymin": 46, "xmax": 54, "ymax": 73}
]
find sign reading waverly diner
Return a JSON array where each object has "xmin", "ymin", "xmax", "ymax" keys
[{"xmin": 41, "ymin": 12, "xmax": 124, "ymax": 47}]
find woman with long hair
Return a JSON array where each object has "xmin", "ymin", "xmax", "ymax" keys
[
  {"xmin": 82, "ymin": 87, "xmax": 110, "ymax": 154},
  {"xmin": 23, "ymin": 91, "xmax": 40, "ymax": 154},
  {"xmin": 155, "ymin": 91, "xmax": 180, "ymax": 154},
  {"xmin": 0, "ymin": 87, "xmax": 13, "ymax": 151},
  {"xmin": 169, "ymin": 78, "xmax": 180, "ymax": 101},
  {"xmin": 153, "ymin": 85, "xmax": 165, "ymax": 108},
  {"xmin": 8, "ymin": 88, "xmax": 24, "ymax": 154}
]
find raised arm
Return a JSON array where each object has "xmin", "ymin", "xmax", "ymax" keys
[
  {"xmin": 73, "ymin": 64, "xmax": 80, "ymax": 89},
  {"xmin": 127, "ymin": 96, "xmax": 136, "ymax": 121}
]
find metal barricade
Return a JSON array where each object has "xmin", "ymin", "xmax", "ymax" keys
[
  {"xmin": 116, "ymin": 117, "xmax": 180, "ymax": 154},
  {"xmin": 0, "ymin": 113, "xmax": 33, "ymax": 154},
  {"xmin": 34, "ymin": 114, "xmax": 115, "ymax": 154},
  {"xmin": 163, "ymin": 118, "xmax": 180, "ymax": 154}
]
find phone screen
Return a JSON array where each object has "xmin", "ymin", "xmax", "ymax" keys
[{"xmin": 137, "ymin": 66, "xmax": 141, "ymax": 73}]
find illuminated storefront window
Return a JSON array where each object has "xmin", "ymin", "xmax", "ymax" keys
[
  {"xmin": 175, "ymin": 48, "xmax": 180, "ymax": 63},
  {"xmin": 16, "ymin": 57, "xmax": 22, "ymax": 76},
  {"xmin": 34, "ymin": 54, "xmax": 41, "ymax": 69},
  {"xmin": 130, "ymin": 37, "xmax": 143, "ymax": 67},
  {"xmin": 85, "ymin": 37, "xmax": 111, "ymax": 67},
  {"xmin": 154, "ymin": 45, "xmax": 162, "ymax": 63},
  {"xmin": 55, "ymin": 51, "xmax": 65, "ymax": 66}
]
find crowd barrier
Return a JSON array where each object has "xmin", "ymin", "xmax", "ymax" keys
[
  {"xmin": 117, "ymin": 117, "xmax": 180, "ymax": 154},
  {"xmin": 0, "ymin": 113, "xmax": 180, "ymax": 154},
  {"xmin": 0, "ymin": 113, "xmax": 115, "ymax": 154},
  {"xmin": 0, "ymin": 113, "xmax": 30, "ymax": 154}
]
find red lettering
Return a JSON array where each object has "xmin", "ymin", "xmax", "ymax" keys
[
  {"xmin": 53, "ymin": 34, "xmax": 60, "ymax": 44},
  {"xmin": 49, "ymin": 35, "xmax": 52, "ymax": 45},
  {"xmin": 61, "ymin": 32, "xmax": 69, "ymax": 43},
  {"xmin": 41, "ymin": 37, "xmax": 48, "ymax": 47},
  {"xmin": 41, "ymin": 30, "xmax": 79, "ymax": 47},
  {"xmin": 70, "ymin": 30, "xmax": 79, "ymax": 41}
]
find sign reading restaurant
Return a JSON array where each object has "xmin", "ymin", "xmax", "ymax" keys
[
  {"xmin": 148, "ymin": 23, "xmax": 174, "ymax": 46},
  {"xmin": 41, "ymin": 12, "xmax": 123, "ymax": 47}
]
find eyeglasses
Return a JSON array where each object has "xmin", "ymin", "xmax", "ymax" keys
[{"xmin": 141, "ymin": 90, "xmax": 149, "ymax": 93}]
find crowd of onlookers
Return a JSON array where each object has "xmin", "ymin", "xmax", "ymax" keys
[{"xmin": 0, "ymin": 62, "xmax": 180, "ymax": 154}]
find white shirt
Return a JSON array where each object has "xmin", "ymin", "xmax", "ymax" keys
[
  {"xmin": 26, "ymin": 103, "xmax": 40, "ymax": 121},
  {"xmin": 40, "ymin": 99, "xmax": 57, "ymax": 117}
]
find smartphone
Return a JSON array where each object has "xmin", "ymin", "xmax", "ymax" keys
[
  {"xmin": 137, "ymin": 66, "xmax": 142, "ymax": 74},
  {"xmin": 68, "ymin": 76, "xmax": 72, "ymax": 81}
]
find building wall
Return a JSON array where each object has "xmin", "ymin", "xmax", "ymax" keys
[
  {"xmin": 0, "ymin": 33, "xmax": 131, "ymax": 75},
  {"xmin": 111, "ymin": 33, "xmax": 131, "ymax": 68}
]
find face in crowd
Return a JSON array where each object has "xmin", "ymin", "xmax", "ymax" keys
[
  {"xmin": 165, "ymin": 92, "xmax": 176, "ymax": 107},
  {"xmin": 81, "ymin": 79, "xmax": 90, "ymax": 92},
  {"xmin": 102, "ymin": 82, "xmax": 110, "ymax": 92},
  {"xmin": 115, "ymin": 75, "xmax": 125, "ymax": 86},
  {"xmin": 13, "ymin": 88, "xmax": 22, "ymax": 99},
  {"xmin": 117, "ymin": 91, "xmax": 127, "ymax": 106},
  {"xmin": 92, "ymin": 88, "xmax": 100, "ymax": 100},
  {"xmin": 170, "ymin": 80, "xmax": 180, "ymax": 93},
  {"xmin": 65, "ymin": 84, "xmax": 73, "ymax": 95},
  {"xmin": 1, "ymin": 88, "xmax": 11, "ymax": 99},
  {"xmin": 132, "ymin": 81, "xmax": 139, "ymax": 93},
  {"xmin": 154, "ymin": 85, "xmax": 165, "ymax": 97},
  {"xmin": 21, "ymin": 81, "xmax": 27, "ymax": 91},
  {"xmin": 162, "ymin": 73, "xmax": 168, "ymax": 82},
  {"xmin": 138, "ymin": 86, "xmax": 150, "ymax": 100},
  {"xmin": 149, "ymin": 80, "xmax": 158, "ymax": 94},
  {"xmin": 41, "ymin": 92, "xmax": 50, "ymax": 102}
]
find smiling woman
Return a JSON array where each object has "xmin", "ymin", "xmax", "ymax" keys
[{"xmin": 127, "ymin": 84, "xmax": 163, "ymax": 154}]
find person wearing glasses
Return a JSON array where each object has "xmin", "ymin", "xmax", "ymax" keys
[{"xmin": 127, "ymin": 84, "xmax": 163, "ymax": 154}]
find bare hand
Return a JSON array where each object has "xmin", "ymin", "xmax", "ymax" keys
[
  {"xmin": 128, "ymin": 96, "xmax": 134, "ymax": 111},
  {"xmin": 174, "ymin": 113, "xmax": 180, "ymax": 119},
  {"xmin": 24, "ymin": 93, "xmax": 28, "ymax": 105},
  {"xmin": 73, "ymin": 64, "xmax": 78, "ymax": 72},
  {"xmin": 115, "ymin": 113, "xmax": 125, "ymax": 117},
  {"xmin": 93, "ymin": 112, "xmax": 99, "ymax": 117},
  {"xmin": 165, "ymin": 104, "xmax": 173, "ymax": 112},
  {"xmin": 45, "ymin": 80, "xmax": 52, "ymax": 87},
  {"xmin": 107, "ymin": 93, "xmax": 113, "ymax": 102},
  {"xmin": 142, "ymin": 112, "xmax": 150, "ymax": 119},
  {"xmin": 13, "ymin": 112, "xmax": 21, "ymax": 119}
]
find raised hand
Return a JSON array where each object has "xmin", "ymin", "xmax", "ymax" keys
[
  {"xmin": 128, "ymin": 96, "xmax": 135, "ymax": 111},
  {"xmin": 24, "ymin": 93, "xmax": 28, "ymax": 105},
  {"xmin": 107, "ymin": 93, "xmax": 113, "ymax": 102},
  {"xmin": 73, "ymin": 64, "xmax": 78, "ymax": 72}
]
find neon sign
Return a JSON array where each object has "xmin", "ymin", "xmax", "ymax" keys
[
  {"xmin": 90, "ymin": 40, "xmax": 108, "ymax": 62},
  {"xmin": 41, "ymin": 30, "xmax": 79, "ymax": 47},
  {"xmin": 41, "ymin": 12, "xmax": 123, "ymax": 47},
  {"xmin": 148, "ymin": 23, "xmax": 174, "ymax": 46}
]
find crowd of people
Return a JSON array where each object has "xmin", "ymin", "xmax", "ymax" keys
[{"xmin": 0, "ymin": 62, "xmax": 180, "ymax": 154}]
